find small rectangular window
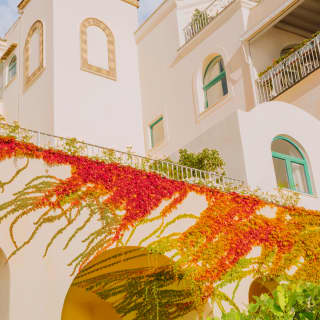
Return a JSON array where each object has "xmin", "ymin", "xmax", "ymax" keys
[{"xmin": 150, "ymin": 117, "xmax": 164, "ymax": 148}]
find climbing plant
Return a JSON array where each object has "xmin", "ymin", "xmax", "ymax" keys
[{"xmin": 0, "ymin": 133, "xmax": 317, "ymax": 319}]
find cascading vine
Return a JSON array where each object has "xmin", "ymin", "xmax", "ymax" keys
[{"xmin": 0, "ymin": 136, "xmax": 320, "ymax": 319}]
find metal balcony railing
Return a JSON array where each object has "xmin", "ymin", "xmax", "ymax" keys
[
  {"xmin": 0, "ymin": 122, "xmax": 244, "ymax": 190},
  {"xmin": 183, "ymin": 0, "xmax": 235, "ymax": 44},
  {"xmin": 256, "ymin": 33, "xmax": 320, "ymax": 103}
]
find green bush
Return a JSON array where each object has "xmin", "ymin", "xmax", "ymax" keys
[
  {"xmin": 150, "ymin": 148, "xmax": 225, "ymax": 181},
  {"xmin": 177, "ymin": 148, "xmax": 225, "ymax": 175},
  {"xmin": 209, "ymin": 281, "xmax": 320, "ymax": 320}
]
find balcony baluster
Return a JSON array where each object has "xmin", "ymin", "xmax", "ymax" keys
[{"xmin": 256, "ymin": 33, "xmax": 320, "ymax": 103}]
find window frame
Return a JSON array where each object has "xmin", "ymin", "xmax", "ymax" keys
[
  {"xmin": 80, "ymin": 18, "xmax": 117, "ymax": 81},
  {"xmin": 203, "ymin": 55, "xmax": 228, "ymax": 109},
  {"xmin": 149, "ymin": 116, "xmax": 164, "ymax": 148},
  {"xmin": 24, "ymin": 20, "xmax": 45, "ymax": 91},
  {"xmin": 8, "ymin": 55, "xmax": 17, "ymax": 81},
  {"xmin": 272, "ymin": 136, "xmax": 313, "ymax": 194}
]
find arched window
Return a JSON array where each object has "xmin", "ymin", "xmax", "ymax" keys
[
  {"xmin": 271, "ymin": 136, "xmax": 312, "ymax": 194},
  {"xmin": 203, "ymin": 55, "xmax": 228, "ymax": 108},
  {"xmin": 8, "ymin": 55, "xmax": 17, "ymax": 83},
  {"xmin": 150, "ymin": 116, "xmax": 164, "ymax": 148},
  {"xmin": 24, "ymin": 20, "xmax": 44, "ymax": 91},
  {"xmin": 80, "ymin": 18, "xmax": 116, "ymax": 81}
]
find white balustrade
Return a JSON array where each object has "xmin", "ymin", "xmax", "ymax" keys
[
  {"xmin": 256, "ymin": 34, "xmax": 320, "ymax": 103},
  {"xmin": 0, "ymin": 122, "xmax": 243, "ymax": 189},
  {"xmin": 183, "ymin": 0, "xmax": 235, "ymax": 44}
]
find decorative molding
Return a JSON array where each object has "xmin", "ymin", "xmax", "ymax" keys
[
  {"xmin": 121, "ymin": 0, "xmax": 139, "ymax": 8},
  {"xmin": 17, "ymin": 0, "xmax": 31, "ymax": 13},
  {"xmin": 80, "ymin": 18, "xmax": 117, "ymax": 81},
  {"xmin": 135, "ymin": 0, "xmax": 175, "ymax": 44},
  {"xmin": 240, "ymin": 0, "xmax": 301, "ymax": 41},
  {"xmin": 24, "ymin": 20, "xmax": 45, "ymax": 92},
  {"xmin": 17, "ymin": 0, "xmax": 138, "ymax": 13},
  {"xmin": 0, "ymin": 43, "xmax": 17, "ymax": 62}
]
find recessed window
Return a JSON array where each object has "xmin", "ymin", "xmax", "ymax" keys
[
  {"xmin": 80, "ymin": 18, "xmax": 116, "ymax": 80},
  {"xmin": 24, "ymin": 20, "xmax": 44, "ymax": 91},
  {"xmin": 271, "ymin": 136, "xmax": 313, "ymax": 194},
  {"xmin": 203, "ymin": 55, "xmax": 228, "ymax": 109},
  {"xmin": 150, "ymin": 117, "xmax": 164, "ymax": 148},
  {"xmin": 8, "ymin": 55, "xmax": 17, "ymax": 84}
]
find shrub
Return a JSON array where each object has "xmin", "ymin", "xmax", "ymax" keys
[{"xmin": 209, "ymin": 281, "xmax": 320, "ymax": 320}]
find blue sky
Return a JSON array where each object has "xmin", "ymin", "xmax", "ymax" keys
[{"xmin": 0, "ymin": 0, "xmax": 164, "ymax": 37}]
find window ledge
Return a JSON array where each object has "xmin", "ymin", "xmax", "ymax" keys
[
  {"xmin": 196, "ymin": 94, "xmax": 231, "ymax": 123},
  {"xmin": 5, "ymin": 75, "xmax": 17, "ymax": 89},
  {"xmin": 281, "ymin": 187, "xmax": 317, "ymax": 199},
  {"xmin": 148, "ymin": 139, "xmax": 168, "ymax": 154}
]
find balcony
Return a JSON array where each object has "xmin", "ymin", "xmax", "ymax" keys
[
  {"xmin": 0, "ymin": 121, "xmax": 243, "ymax": 190},
  {"xmin": 256, "ymin": 33, "xmax": 320, "ymax": 103},
  {"xmin": 183, "ymin": 0, "xmax": 235, "ymax": 44}
]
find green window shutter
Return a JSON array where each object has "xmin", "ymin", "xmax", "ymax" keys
[
  {"xmin": 203, "ymin": 56, "xmax": 228, "ymax": 109},
  {"xmin": 272, "ymin": 136, "xmax": 313, "ymax": 195}
]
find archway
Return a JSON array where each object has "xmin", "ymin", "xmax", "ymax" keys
[
  {"xmin": 61, "ymin": 247, "xmax": 195, "ymax": 320},
  {"xmin": 0, "ymin": 248, "xmax": 10, "ymax": 320}
]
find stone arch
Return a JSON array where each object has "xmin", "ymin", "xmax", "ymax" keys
[
  {"xmin": 23, "ymin": 20, "xmax": 44, "ymax": 91},
  {"xmin": 61, "ymin": 246, "xmax": 195, "ymax": 320},
  {"xmin": 0, "ymin": 248, "xmax": 10, "ymax": 320},
  {"xmin": 80, "ymin": 18, "xmax": 116, "ymax": 81}
]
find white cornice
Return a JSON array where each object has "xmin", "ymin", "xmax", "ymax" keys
[
  {"xmin": 240, "ymin": 0, "xmax": 303, "ymax": 42},
  {"xmin": 135, "ymin": 0, "xmax": 176, "ymax": 44}
]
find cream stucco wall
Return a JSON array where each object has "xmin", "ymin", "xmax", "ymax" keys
[
  {"xmin": 52, "ymin": 0, "xmax": 145, "ymax": 154},
  {"xmin": 137, "ymin": 0, "xmax": 255, "ymax": 160},
  {"xmin": 3, "ymin": 0, "xmax": 54, "ymax": 134},
  {"xmin": 237, "ymin": 101, "xmax": 320, "ymax": 209},
  {"xmin": 274, "ymin": 68, "xmax": 320, "ymax": 120},
  {"xmin": 1, "ymin": 0, "xmax": 145, "ymax": 154}
]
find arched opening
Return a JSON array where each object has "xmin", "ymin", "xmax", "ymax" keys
[
  {"xmin": 0, "ymin": 248, "xmax": 10, "ymax": 320},
  {"xmin": 8, "ymin": 55, "xmax": 17, "ymax": 84},
  {"xmin": 80, "ymin": 18, "xmax": 116, "ymax": 80},
  {"xmin": 61, "ymin": 247, "xmax": 195, "ymax": 320},
  {"xmin": 23, "ymin": 20, "xmax": 44, "ymax": 90},
  {"xmin": 249, "ymin": 278, "xmax": 278, "ymax": 304},
  {"xmin": 271, "ymin": 136, "xmax": 313, "ymax": 194},
  {"xmin": 203, "ymin": 55, "xmax": 228, "ymax": 109}
]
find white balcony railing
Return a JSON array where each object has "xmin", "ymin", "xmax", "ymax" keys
[
  {"xmin": 183, "ymin": 0, "xmax": 235, "ymax": 44},
  {"xmin": 0, "ymin": 122, "xmax": 243, "ymax": 190},
  {"xmin": 256, "ymin": 33, "xmax": 320, "ymax": 103}
]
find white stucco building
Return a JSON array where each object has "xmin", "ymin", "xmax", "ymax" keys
[
  {"xmin": 1, "ymin": 0, "xmax": 320, "ymax": 319},
  {"xmin": 1, "ymin": 0, "xmax": 320, "ymax": 207}
]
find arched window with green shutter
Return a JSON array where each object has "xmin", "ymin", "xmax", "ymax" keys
[
  {"xmin": 271, "ymin": 136, "xmax": 313, "ymax": 194},
  {"xmin": 203, "ymin": 55, "xmax": 228, "ymax": 109},
  {"xmin": 8, "ymin": 55, "xmax": 17, "ymax": 83}
]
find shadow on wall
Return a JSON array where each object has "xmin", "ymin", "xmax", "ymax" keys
[
  {"xmin": 61, "ymin": 246, "xmax": 198, "ymax": 320},
  {"xmin": 0, "ymin": 248, "xmax": 10, "ymax": 320}
]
